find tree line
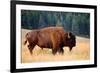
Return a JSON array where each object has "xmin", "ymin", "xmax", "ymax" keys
[{"xmin": 21, "ymin": 10, "xmax": 90, "ymax": 38}]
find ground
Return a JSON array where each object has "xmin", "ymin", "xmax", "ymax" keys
[{"xmin": 21, "ymin": 29, "xmax": 90, "ymax": 63}]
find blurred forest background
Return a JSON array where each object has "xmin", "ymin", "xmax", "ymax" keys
[{"xmin": 21, "ymin": 10, "xmax": 90, "ymax": 38}]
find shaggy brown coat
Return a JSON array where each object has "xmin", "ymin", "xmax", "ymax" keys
[{"xmin": 24, "ymin": 27, "xmax": 76, "ymax": 55}]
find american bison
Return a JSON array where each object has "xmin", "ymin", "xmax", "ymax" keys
[{"xmin": 24, "ymin": 27, "xmax": 76, "ymax": 55}]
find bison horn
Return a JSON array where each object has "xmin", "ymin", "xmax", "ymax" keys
[{"xmin": 68, "ymin": 32, "xmax": 70, "ymax": 39}]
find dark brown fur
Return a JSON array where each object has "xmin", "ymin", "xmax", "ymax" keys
[{"xmin": 24, "ymin": 27, "xmax": 76, "ymax": 55}]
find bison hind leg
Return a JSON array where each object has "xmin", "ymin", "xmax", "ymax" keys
[
  {"xmin": 52, "ymin": 49, "xmax": 57, "ymax": 55},
  {"xmin": 69, "ymin": 46, "xmax": 73, "ymax": 52},
  {"xmin": 28, "ymin": 45, "xmax": 33, "ymax": 55},
  {"xmin": 60, "ymin": 48, "xmax": 64, "ymax": 54},
  {"xmin": 28, "ymin": 44, "xmax": 35, "ymax": 55}
]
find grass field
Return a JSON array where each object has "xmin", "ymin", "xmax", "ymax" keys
[{"xmin": 21, "ymin": 29, "xmax": 90, "ymax": 63}]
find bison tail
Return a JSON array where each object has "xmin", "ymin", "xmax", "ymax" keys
[
  {"xmin": 24, "ymin": 40, "xmax": 27, "ymax": 45},
  {"xmin": 24, "ymin": 33, "xmax": 28, "ymax": 45}
]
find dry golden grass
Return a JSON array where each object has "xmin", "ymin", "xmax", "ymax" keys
[{"xmin": 21, "ymin": 29, "xmax": 90, "ymax": 63}]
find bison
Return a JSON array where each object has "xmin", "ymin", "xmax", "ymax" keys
[{"xmin": 24, "ymin": 27, "xmax": 76, "ymax": 55}]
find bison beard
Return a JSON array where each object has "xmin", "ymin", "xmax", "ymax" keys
[{"xmin": 24, "ymin": 27, "xmax": 76, "ymax": 55}]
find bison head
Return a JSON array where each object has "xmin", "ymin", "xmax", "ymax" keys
[{"xmin": 64, "ymin": 32, "xmax": 76, "ymax": 51}]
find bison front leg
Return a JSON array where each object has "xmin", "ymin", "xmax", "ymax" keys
[
  {"xmin": 69, "ymin": 46, "xmax": 73, "ymax": 52},
  {"xmin": 58, "ymin": 48, "xmax": 64, "ymax": 54},
  {"xmin": 52, "ymin": 49, "xmax": 57, "ymax": 55}
]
